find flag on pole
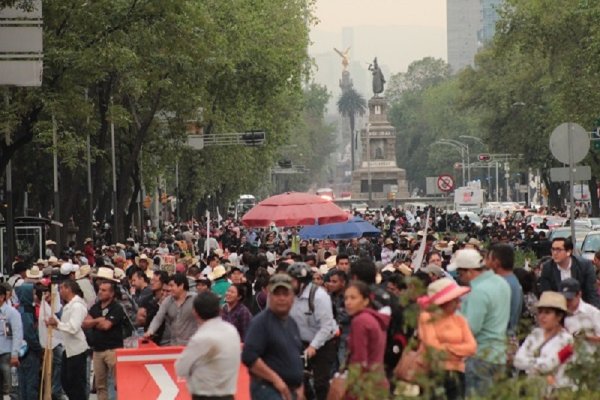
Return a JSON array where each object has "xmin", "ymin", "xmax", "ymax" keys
[{"xmin": 412, "ymin": 209, "xmax": 430, "ymax": 272}]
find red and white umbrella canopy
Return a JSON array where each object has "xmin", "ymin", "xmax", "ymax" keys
[{"xmin": 241, "ymin": 192, "xmax": 349, "ymax": 227}]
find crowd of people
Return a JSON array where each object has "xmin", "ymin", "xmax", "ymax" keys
[{"xmin": 3, "ymin": 204, "xmax": 600, "ymax": 400}]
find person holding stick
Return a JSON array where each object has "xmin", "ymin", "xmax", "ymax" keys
[{"xmin": 45, "ymin": 280, "xmax": 88, "ymax": 400}]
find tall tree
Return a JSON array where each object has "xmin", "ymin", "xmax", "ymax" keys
[{"xmin": 337, "ymin": 88, "xmax": 366, "ymax": 171}]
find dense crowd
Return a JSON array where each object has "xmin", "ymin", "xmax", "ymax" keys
[{"xmin": 3, "ymin": 204, "xmax": 600, "ymax": 400}]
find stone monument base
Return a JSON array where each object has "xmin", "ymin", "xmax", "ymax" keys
[{"xmin": 351, "ymin": 166, "xmax": 409, "ymax": 200}]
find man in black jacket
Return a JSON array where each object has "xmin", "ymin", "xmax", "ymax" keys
[{"xmin": 538, "ymin": 237, "xmax": 600, "ymax": 308}]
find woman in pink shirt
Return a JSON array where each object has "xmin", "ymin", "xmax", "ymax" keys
[
  {"xmin": 417, "ymin": 278, "xmax": 477, "ymax": 400},
  {"xmin": 344, "ymin": 281, "xmax": 390, "ymax": 397}
]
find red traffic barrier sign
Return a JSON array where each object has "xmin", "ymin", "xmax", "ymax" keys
[
  {"xmin": 437, "ymin": 174, "xmax": 455, "ymax": 192},
  {"xmin": 116, "ymin": 341, "xmax": 251, "ymax": 400}
]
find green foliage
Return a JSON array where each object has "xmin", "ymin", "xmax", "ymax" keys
[
  {"xmin": 1, "ymin": 0, "xmax": 316, "ymax": 237},
  {"xmin": 457, "ymin": 0, "xmax": 600, "ymax": 209},
  {"xmin": 388, "ymin": 58, "xmax": 482, "ymax": 190}
]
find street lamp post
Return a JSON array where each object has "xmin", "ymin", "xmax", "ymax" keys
[
  {"xmin": 442, "ymin": 139, "xmax": 470, "ymax": 182},
  {"xmin": 52, "ymin": 114, "xmax": 61, "ymax": 250},
  {"xmin": 110, "ymin": 99, "xmax": 119, "ymax": 243},
  {"xmin": 430, "ymin": 141, "xmax": 466, "ymax": 186}
]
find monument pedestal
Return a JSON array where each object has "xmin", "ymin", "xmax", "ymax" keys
[{"xmin": 351, "ymin": 96, "xmax": 409, "ymax": 201}]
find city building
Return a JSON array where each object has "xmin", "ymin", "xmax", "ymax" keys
[{"xmin": 447, "ymin": 0, "xmax": 504, "ymax": 73}]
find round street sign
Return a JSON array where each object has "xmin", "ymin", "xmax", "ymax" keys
[
  {"xmin": 549, "ymin": 122, "xmax": 589, "ymax": 164},
  {"xmin": 437, "ymin": 174, "xmax": 455, "ymax": 192}
]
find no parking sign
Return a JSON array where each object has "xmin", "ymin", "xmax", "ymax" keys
[{"xmin": 437, "ymin": 175, "xmax": 455, "ymax": 192}]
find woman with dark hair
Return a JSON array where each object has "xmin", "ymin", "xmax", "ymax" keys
[
  {"xmin": 344, "ymin": 281, "xmax": 390, "ymax": 394},
  {"xmin": 514, "ymin": 292, "xmax": 575, "ymax": 394},
  {"xmin": 221, "ymin": 284, "xmax": 253, "ymax": 339}
]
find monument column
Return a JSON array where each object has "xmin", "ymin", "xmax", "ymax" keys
[{"xmin": 351, "ymin": 58, "xmax": 409, "ymax": 202}]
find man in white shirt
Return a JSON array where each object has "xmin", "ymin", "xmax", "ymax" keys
[
  {"xmin": 175, "ymin": 291, "xmax": 240, "ymax": 399},
  {"xmin": 561, "ymin": 278, "xmax": 600, "ymax": 351},
  {"xmin": 46, "ymin": 279, "xmax": 89, "ymax": 400}
]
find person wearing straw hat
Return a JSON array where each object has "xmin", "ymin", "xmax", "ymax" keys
[
  {"xmin": 135, "ymin": 254, "xmax": 153, "ymax": 279},
  {"xmin": 514, "ymin": 292, "xmax": 575, "ymax": 394},
  {"xmin": 209, "ymin": 266, "xmax": 231, "ymax": 306},
  {"xmin": 45, "ymin": 240, "xmax": 57, "ymax": 259},
  {"xmin": 416, "ymin": 278, "xmax": 477, "ymax": 399},
  {"xmin": 450, "ymin": 248, "xmax": 510, "ymax": 397},
  {"xmin": 25, "ymin": 266, "xmax": 43, "ymax": 282}
]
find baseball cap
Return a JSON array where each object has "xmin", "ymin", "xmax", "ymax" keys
[
  {"xmin": 559, "ymin": 278, "xmax": 581, "ymax": 299},
  {"xmin": 268, "ymin": 273, "xmax": 293, "ymax": 293}
]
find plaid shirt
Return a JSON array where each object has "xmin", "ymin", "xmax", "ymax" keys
[{"xmin": 222, "ymin": 302, "xmax": 253, "ymax": 340}]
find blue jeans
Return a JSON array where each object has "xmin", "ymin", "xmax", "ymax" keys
[
  {"xmin": 18, "ymin": 350, "xmax": 41, "ymax": 400},
  {"xmin": 465, "ymin": 358, "xmax": 504, "ymax": 397},
  {"xmin": 250, "ymin": 380, "xmax": 298, "ymax": 400}
]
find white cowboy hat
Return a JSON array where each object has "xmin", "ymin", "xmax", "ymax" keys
[
  {"xmin": 45, "ymin": 240, "xmax": 57, "ymax": 246},
  {"xmin": 26, "ymin": 266, "xmax": 43, "ymax": 280},
  {"xmin": 93, "ymin": 267, "xmax": 120, "ymax": 283},
  {"xmin": 208, "ymin": 265, "xmax": 227, "ymax": 281},
  {"xmin": 75, "ymin": 265, "xmax": 91, "ymax": 280}
]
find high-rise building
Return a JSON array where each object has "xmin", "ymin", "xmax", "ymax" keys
[
  {"xmin": 447, "ymin": 0, "xmax": 504, "ymax": 73},
  {"xmin": 447, "ymin": 0, "xmax": 480, "ymax": 73},
  {"xmin": 480, "ymin": 0, "xmax": 503, "ymax": 43}
]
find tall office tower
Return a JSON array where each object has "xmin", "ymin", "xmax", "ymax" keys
[
  {"xmin": 480, "ymin": 0, "xmax": 503, "ymax": 43},
  {"xmin": 447, "ymin": 0, "xmax": 481, "ymax": 73},
  {"xmin": 447, "ymin": 0, "xmax": 504, "ymax": 73}
]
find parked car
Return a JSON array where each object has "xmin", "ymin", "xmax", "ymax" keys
[
  {"xmin": 580, "ymin": 231, "xmax": 600, "ymax": 260},
  {"xmin": 548, "ymin": 226, "xmax": 591, "ymax": 252}
]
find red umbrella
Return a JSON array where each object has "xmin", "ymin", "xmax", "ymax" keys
[{"xmin": 241, "ymin": 192, "xmax": 349, "ymax": 227}]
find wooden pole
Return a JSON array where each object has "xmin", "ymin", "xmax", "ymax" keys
[{"xmin": 40, "ymin": 284, "xmax": 56, "ymax": 400}]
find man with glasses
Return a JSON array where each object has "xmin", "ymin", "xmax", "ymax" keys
[
  {"xmin": 450, "ymin": 248, "xmax": 510, "ymax": 397},
  {"xmin": 538, "ymin": 238, "xmax": 600, "ymax": 308}
]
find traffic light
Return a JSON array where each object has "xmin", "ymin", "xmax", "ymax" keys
[
  {"xmin": 478, "ymin": 153, "xmax": 491, "ymax": 162},
  {"xmin": 242, "ymin": 130, "xmax": 266, "ymax": 146}
]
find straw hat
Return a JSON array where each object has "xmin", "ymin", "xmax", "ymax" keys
[
  {"xmin": 35, "ymin": 258, "xmax": 47, "ymax": 267},
  {"xmin": 418, "ymin": 278, "xmax": 470, "ymax": 307},
  {"xmin": 84, "ymin": 237, "xmax": 93, "ymax": 244},
  {"xmin": 448, "ymin": 249, "xmax": 482, "ymax": 271},
  {"xmin": 536, "ymin": 291, "xmax": 568, "ymax": 313},
  {"xmin": 115, "ymin": 243, "xmax": 126, "ymax": 250},
  {"xmin": 325, "ymin": 255, "xmax": 337, "ymax": 270},
  {"xmin": 421, "ymin": 264, "xmax": 446, "ymax": 278},
  {"xmin": 114, "ymin": 268, "xmax": 126, "ymax": 281},
  {"xmin": 75, "ymin": 265, "xmax": 91, "ymax": 279},
  {"xmin": 47, "ymin": 256, "xmax": 59, "ymax": 266},
  {"xmin": 465, "ymin": 238, "xmax": 481, "ymax": 249},
  {"xmin": 26, "ymin": 266, "xmax": 44, "ymax": 280},
  {"xmin": 93, "ymin": 267, "xmax": 120, "ymax": 283},
  {"xmin": 434, "ymin": 241, "xmax": 449, "ymax": 251},
  {"xmin": 208, "ymin": 265, "xmax": 227, "ymax": 281},
  {"xmin": 45, "ymin": 240, "xmax": 57, "ymax": 246},
  {"xmin": 136, "ymin": 254, "xmax": 150, "ymax": 265},
  {"xmin": 384, "ymin": 238, "xmax": 394, "ymax": 246}
]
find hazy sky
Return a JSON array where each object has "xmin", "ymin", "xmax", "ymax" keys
[
  {"xmin": 310, "ymin": 0, "xmax": 448, "ymax": 102},
  {"xmin": 313, "ymin": 0, "xmax": 446, "ymax": 33}
]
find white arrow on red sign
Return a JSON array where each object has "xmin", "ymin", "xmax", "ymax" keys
[{"xmin": 145, "ymin": 364, "xmax": 180, "ymax": 400}]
